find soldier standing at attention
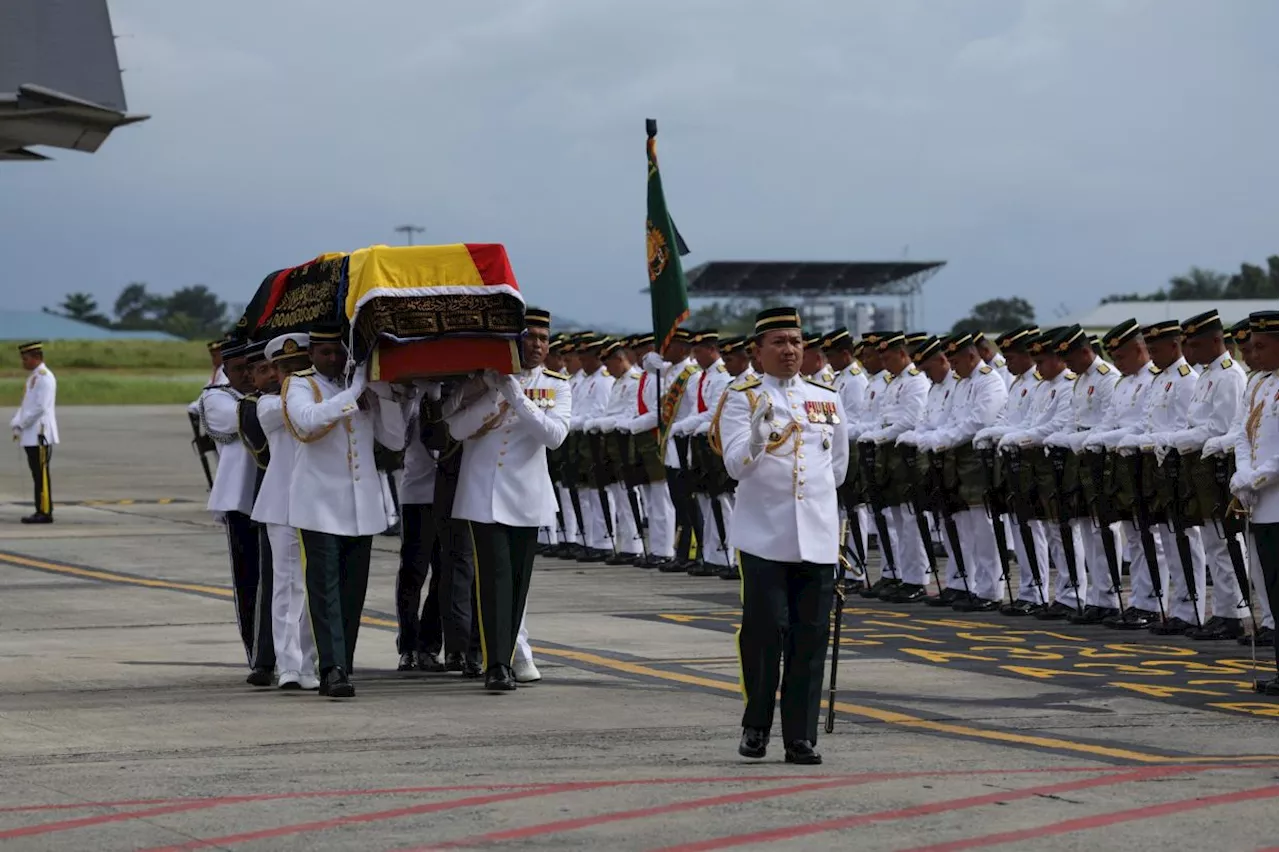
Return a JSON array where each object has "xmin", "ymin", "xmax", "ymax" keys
[
  {"xmin": 10, "ymin": 342, "xmax": 58, "ymax": 524},
  {"xmin": 719, "ymin": 307, "xmax": 848, "ymax": 765},
  {"xmin": 446, "ymin": 308, "xmax": 571, "ymax": 692},
  {"xmin": 283, "ymin": 323, "xmax": 406, "ymax": 698}
]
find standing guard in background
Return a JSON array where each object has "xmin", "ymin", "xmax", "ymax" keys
[
  {"xmin": 976, "ymin": 332, "xmax": 1012, "ymax": 388},
  {"xmin": 283, "ymin": 323, "xmax": 406, "ymax": 698},
  {"xmin": 824, "ymin": 328, "xmax": 868, "ymax": 587},
  {"xmin": 568, "ymin": 334, "xmax": 615, "ymax": 561},
  {"xmin": 10, "ymin": 341, "xmax": 58, "ymax": 524},
  {"xmin": 251, "ymin": 333, "xmax": 319, "ymax": 691},
  {"xmin": 1154, "ymin": 310, "xmax": 1251, "ymax": 640},
  {"xmin": 622, "ymin": 333, "xmax": 677, "ymax": 568},
  {"xmin": 718, "ymin": 307, "xmax": 847, "ymax": 766},
  {"xmin": 587, "ymin": 339, "xmax": 646, "ymax": 564},
  {"xmin": 849, "ymin": 335, "xmax": 899, "ymax": 598},
  {"xmin": 199, "ymin": 339, "xmax": 263, "ymax": 674},
  {"xmin": 802, "ymin": 332, "xmax": 835, "ymax": 386},
  {"xmin": 446, "ymin": 308, "xmax": 571, "ymax": 692}
]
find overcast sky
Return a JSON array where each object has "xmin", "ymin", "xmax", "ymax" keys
[{"xmin": 2, "ymin": 0, "xmax": 1276, "ymax": 332}]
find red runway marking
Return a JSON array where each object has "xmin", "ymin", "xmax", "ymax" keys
[
  {"xmin": 894, "ymin": 784, "xmax": 1279, "ymax": 852},
  {"xmin": 651, "ymin": 764, "xmax": 1217, "ymax": 852}
]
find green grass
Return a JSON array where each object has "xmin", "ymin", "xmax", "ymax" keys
[
  {"xmin": 0, "ymin": 373, "xmax": 207, "ymax": 406},
  {"xmin": 0, "ymin": 339, "xmax": 211, "ymax": 371}
]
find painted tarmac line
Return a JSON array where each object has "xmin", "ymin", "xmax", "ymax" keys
[
  {"xmin": 894, "ymin": 784, "xmax": 1279, "ymax": 852},
  {"xmin": 1, "ymin": 550, "xmax": 1275, "ymax": 769},
  {"xmin": 648, "ymin": 764, "xmax": 1234, "ymax": 852}
]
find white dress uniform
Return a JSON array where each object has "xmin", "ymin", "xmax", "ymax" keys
[
  {"xmin": 630, "ymin": 355, "xmax": 701, "ymax": 558},
  {"xmin": 898, "ymin": 370, "xmax": 958, "ymax": 590},
  {"xmin": 589, "ymin": 364, "xmax": 644, "ymax": 556},
  {"xmin": 679, "ymin": 358, "xmax": 734, "ymax": 566},
  {"xmin": 625, "ymin": 363, "xmax": 677, "ymax": 558},
  {"xmin": 569, "ymin": 365, "xmax": 615, "ymax": 551},
  {"xmin": 860, "ymin": 366, "xmax": 931, "ymax": 588},
  {"xmin": 11, "ymin": 359, "xmax": 58, "ymax": 518},
  {"xmin": 1157, "ymin": 351, "xmax": 1250, "ymax": 623},
  {"xmin": 848, "ymin": 368, "xmax": 899, "ymax": 578},
  {"xmin": 998, "ymin": 367, "xmax": 1086, "ymax": 610},
  {"xmin": 988, "ymin": 352, "xmax": 1013, "ymax": 389},
  {"xmin": 251, "ymin": 393, "xmax": 317, "ymax": 688},
  {"xmin": 1044, "ymin": 353, "xmax": 1121, "ymax": 612},
  {"xmin": 1232, "ymin": 368, "xmax": 1278, "ymax": 647},
  {"xmin": 924, "ymin": 364, "xmax": 1010, "ymax": 603},
  {"xmin": 833, "ymin": 362, "xmax": 871, "ymax": 575}
]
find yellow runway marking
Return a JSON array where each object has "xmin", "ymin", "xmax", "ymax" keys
[{"xmin": 0, "ymin": 551, "xmax": 1274, "ymax": 767}]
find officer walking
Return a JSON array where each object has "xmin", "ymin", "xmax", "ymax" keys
[
  {"xmin": 10, "ymin": 342, "xmax": 58, "ymax": 524},
  {"xmin": 718, "ymin": 307, "xmax": 848, "ymax": 765}
]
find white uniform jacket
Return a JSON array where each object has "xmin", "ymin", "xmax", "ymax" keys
[
  {"xmin": 202, "ymin": 385, "xmax": 258, "ymax": 516},
  {"xmin": 250, "ymin": 394, "xmax": 297, "ymax": 526},
  {"xmin": 10, "ymin": 364, "xmax": 58, "ymax": 446},
  {"xmin": 447, "ymin": 368, "xmax": 571, "ymax": 528},
  {"xmin": 679, "ymin": 359, "xmax": 731, "ymax": 436},
  {"xmin": 720, "ymin": 374, "xmax": 849, "ymax": 564},
  {"xmin": 1233, "ymin": 371, "xmax": 1279, "ymax": 523},
  {"xmin": 928, "ymin": 366, "xmax": 1009, "ymax": 450},
  {"xmin": 860, "ymin": 368, "xmax": 929, "ymax": 445},
  {"xmin": 283, "ymin": 369, "xmax": 406, "ymax": 537},
  {"xmin": 1044, "ymin": 356, "xmax": 1119, "ymax": 449},
  {"xmin": 1158, "ymin": 354, "xmax": 1247, "ymax": 456},
  {"xmin": 833, "ymin": 363, "xmax": 869, "ymax": 429},
  {"xmin": 1080, "ymin": 363, "xmax": 1161, "ymax": 452},
  {"xmin": 1116, "ymin": 357, "xmax": 1198, "ymax": 452}
]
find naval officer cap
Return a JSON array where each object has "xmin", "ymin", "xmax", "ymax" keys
[
  {"xmin": 1102, "ymin": 318, "xmax": 1142, "ymax": 352},
  {"xmin": 904, "ymin": 331, "xmax": 929, "ymax": 348},
  {"xmin": 1141, "ymin": 319, "xmax": 1182, "ymax": 342},
  {"xmin": 632, "ymin": 332, "xmax": 655, "ymax": 348},
  {"xmin": 1182, "ymin": 309, "xmax": 1222, "ymax": 339},
  {"xmin": 995, "ymin": 324, "xmax": 1040, "ymax": 351},
  {"xmin": 912, "ymin": 336, "xmax": 944, "ymax": 364},
  {"xmin": 576, "ymin": 331, "xmax": 606, "ymax": 351},
  {"xmin": 1051, "ymin": 324, "xmax": 1089, "ymax": 355},
  {"xmin": 16, "ymin": 341, "xmax": 44, "ymax": 355},
  {"xmin": 309, "ymin": 321, "xmax": 345, "ymax": 344},
  {"xmin": 1249, "ymin": 310, "xmax": 1279, "ymax": 335},
  {"xmin": 754, "ymin": 307, "xmax": 802, "ymax": 335},
  {"xmin": 206, "ymin": 339, "xmax": 223, "ymax": 353},
  {"xmin": 872, "ymin": 330, "xmax": 907, "ymax": 352},
  {"xmin": 220, "ymin": 338, "xmax": 251, "ymax": 359},
  {"xmin": 266, "ymin": 332, "xmax": 310, "ymax": 362},
  {"xmin": 525, "ymin": 307, "xmax": 552, "ymax": 329},
  {"xmin": 671, "ymin": 327, "xmax": 693, "ymax": 343}
]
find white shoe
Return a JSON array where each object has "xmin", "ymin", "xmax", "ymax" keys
[
  {"xmin": 277, "ymin": 670, "xmax": 302, "ymax": 690},
  {"xmin": 513, "ymin": 659, "xmax": 541, "ymax": 683},
  {"xmin": 299, "ymin": 672, "xmax": 321, "ymax": 691}
]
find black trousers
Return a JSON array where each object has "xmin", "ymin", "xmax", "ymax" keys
[
  {"xmin": 737, "ymin": 552, "xmax": 834, "ymax": 744},
  {"xmin": 223, "ymin": 511, "xmax": 261, "ymax": 665},
  {"xmin": 299, "ymin": 530, "xmax": 372, "ymax": 675},
  {"xmin": 1252, "ymin": 522, "xmax": 1278, "ymax": 626},
  {"xmin": 250, "ymin": 523, "xmax": 275, "ymax": 671},
  {"xmin": 24, "ymin": 444, "xmax": 52, "ymax": 516},
  {"xmin": 667, "ymin": 465, "xmax": 703, "ymax": 561},
  {"xmin": 396, "ymin": 504, "xmax": 479, "ymax": 659},
  {"xmin": 469, "ymin": 522, "xmax": 537, "ymax": 672}
]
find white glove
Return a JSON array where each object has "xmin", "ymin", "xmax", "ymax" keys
[
  {"xmin": 596, "ymin": 417, "xmax": 617, "ymax": 434},
  {"xmin": 671, "ymin": 418, "xmax": 692, "ymax": 437},
  {"xmin": 623, "ymin": 417, "xmax": 645, "ymax": 435},
  {"xmin": 1115, "ymin": 435, "xmax": 1142, "ymax": 456},
  {"xmin": 1200, "ymin": 437, "xmax": 1223, "ymax": 458},
  {"xmin": 748, "ymin": 396, "xmax": 774, "ymax": 458},
  {"xmin": 694, "ymin": 421, "xmax": 711, "ymax": 436},
  {"xmin": 497, "ymin": 375, "xmax": 522, "ymax": 403},
  {"xmin": 346, "ymin": 367, "xmax": 368, "ymax": 400},
  {"xmin": 896, "ymin": 430, "xmax": 918, "ymax": 448},
  {"xmin": 642, "ymin": 352, "xmax": 665, "ymax": 374},
  {"xmin": 418, "ymin": 380, "xmax": 443, "ymax": 402},
  {"xmin": 997, "ymin": 431, "xmax": 1023, "ymax": 452},
  {"xmin": 481, "ymin": 369, "xmax": 502, "ymax": 391}
]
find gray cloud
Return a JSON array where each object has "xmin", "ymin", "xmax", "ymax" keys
[{"xmin": 2, "ymin": 0, "xmax": 1274, "ymax": 331}]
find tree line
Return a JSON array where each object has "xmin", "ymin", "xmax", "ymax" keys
[{"xmin": 45, "ymin": 284, "xmax": 231, "ymax": 340}]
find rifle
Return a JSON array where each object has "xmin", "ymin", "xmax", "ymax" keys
[
  {"xmin": 928, "ymin": 449, "xmax": 972, "ymax": 601},
  {"xmin": 1130, "ymin": 452, "xmax": 1169, "ymax": 624},
  {"xmin": 979, "ymin": 445, "xmax": 1017, "ymax": 607},
  {"xmin": 672, "ymin": 434, "xmax": 706, "ymax": 563},
  {"xmin": 858, "ymin": 442, "xmax": 899, "ymax": 596},
  {"xmin": 902, "ymin": 444, "xmax": 944, "ymax": 597},
  {"xmin": 1086, "ymin": 449, "xmax": 1127, "ymax": 615},
  {"xmin": 561, "ymin": 433, "xmax": 588, "ymax": 550},
  {"xmin": 587, "ymin": 432, "xmax": 618, "ymax": 556},
  {"xmin": 690, "ymin": 434, "xmax": 732, "ymax": 569},
  {"xmin": 611, "ymin": 430, "xmax": 650, "ymax": 559},
  {"xmin": 825, "ymin": 515, "xmax": 851, "ymax": 735},
  {"xmin": 188, "ymin": 411, "xmax": 215, "ymax": 490},
  {"xmin": 835, "ymin": 483, "xmax": 869, "ymax": 583},
  {"xmin": 1211, "ymin": 454, "xmax": 1259, "ymax": 637},
  {"xmin": 1005, "ymin": 447, "xmax": 1048, "ymax": 607},
  {"xmin": 1048, "ymin": 447, "xmax": 1086, "ymax": 617},
  {"xmin": 1161, "ymin": 451, "xmax": 1203, "ymax": 629}
]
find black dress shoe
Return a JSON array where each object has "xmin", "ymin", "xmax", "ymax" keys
[
  {"xmin": 245, "ymin": 667, "xmax": 273, "ymax": 687},
  {"xmin": 1189, "ymin": 617, "xmax": 1244, "ymax": 641},
  {"xmin": 461, "ymin": 658, "xmax": 483, "ymax": 678},
  {"xmin": 719, "ymin": 564, "xmax": 741, "ymax": 581},
  {"xmin": 444, "ymin": 652, "xmax": 465, "ymax": 672},
  {"xmin": 954, "ymin": 595, "xmax": 1001, "ymax": 613},
  {"xmin": 484, "ymin": 665, "xmax": 517, "ymax": 692},
  {"xmin": 999, "ymin": 599, "xmax": 1037, "ymax": 617},
  {"xmin": 1150, "ymin": 616, "xmax": 1197, "ymax": 636},
  {"xmin": 688, "ymin": 561, "xmax": 718, "ymax": 577},
  {"xmin": 840, "ymin": 577, "xmax": 866, "ymax": 594},
  {"xmin": 1067, "ymin": 605, "xmax": 1103, "ymax": 625},
  {"xmin": 658, "ymin": 559, "xmax": 688, "ymax": 573},
  {"xmin": 1240, "ymin": 627, "xmax": 1276, "ymax": 648},
  {"xmin": 860, "ymin": 577, "xmax": 899, "ymax": 599},
  {"xmin": 20, "ymin": 512, "xmax": 53, "ymax": 524},
  {"xmin": 397, "ymin": 652, "xmax": 418, "ymax": 672},
  {"xmin": 925, "ymin": 588, "xmax": 961, "ymax": 607},
  {"xmin": 1033, "ymin": 601, "xmax": 1076, "ymax": 621},
  {"xmin": 885, "ymin": 583, "xmax": 927, "ymax": 603},
  {"xmin": 418, "ymin": 653, "xmax": 446, "ymax": 673},
  {"xmin": 606, "ymin": 552, "xmax": 637, "ymax": 566},
  {"xmin": 321, "ymin": 668, "xmax": 354, "ymax": 699},
  {"xmin": 1106, "ymin": 608, "xmax": 1160, "ymax": 630},
  {"xmin": 783, "ymin": 740, "xmax": 822, "ymax": 765},
  {"xmin": 738, "ymin": 727, "xmax": 768, "ymax": 759},
  {"xmin": 1255, "ymin": 677, "xmax": 1279, "ymax": 696}
]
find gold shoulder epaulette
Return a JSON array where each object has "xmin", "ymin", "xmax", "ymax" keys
[
  {"xmin": 1097, "ymin": 362, "xmax": 1112, "ymax": 374},
  {"xmin": 716, "ymin": 363, "xmax": 727, "ymax": 373},
  {"xmin": 979, "ymin": 365, "xmax": 993, "ymax": 375},
  {"xmin": 543, "ymin": 368, "xmax": 570, "ymax": 380},
  {"xmin": 907, "ymin": 367, "xmax": 921, "ymax": 376},
  {"xmin": 293, "ymin": 367, "xmax": 317, "ymax": 377},
  {"xmin": 1177, "ymin": 364, "xmax": 1191, "ymax": 377},
  {"xmin": 1221, "ymin": 356, "xmax": 1234, "ymax": 370},
  {"xmin": 804, "ymin": 377, "xmax": 837, "ymax": 392},
  {"xmin": 850, "ymin": 364, "xmax": 862, "ymax": 375},
  {"xmin": 1034, "ymin": 370, "xmax": 1045, "ymax": 381},
  {"xmin": 1064, "ymin": 371, "xmax": 1077, "ymax": 380},
  {"xmin": 730, "ymin": 375, "xmax": 762, "ymax": 392},
  {"xmin": 1148, "ymin": 363, "xmax": 1161, "ymax": 374}
]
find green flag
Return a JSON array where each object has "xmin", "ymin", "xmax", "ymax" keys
[{"xmin": 646, "ymin": 119, "xmax": 690, "ymax": 353}]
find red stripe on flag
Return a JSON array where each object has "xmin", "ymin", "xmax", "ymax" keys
[
  {"xmin": 255, "ymin": 266, "xmax": 298, "ymax": 332},
  {"xmin": 464, "ymin": 244, "xmax": 519, "ymax": 290}
]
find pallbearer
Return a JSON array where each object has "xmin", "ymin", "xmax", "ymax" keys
[
  {"xmin": 10, "ymin": 341, "xmax": 58, "ymax": 524},
  {"xmin": 719, "ymin": 307, "xmax": 848, "ymax": 765},
  {"xmin": 446, "ymin": 308, "xmax": 571, "ymax": 692}
]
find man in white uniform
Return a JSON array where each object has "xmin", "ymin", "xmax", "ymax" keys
[
  {"xmin": 718, "ymin": 307, "xmax": 847, "ymax": 766},
  {"xmin": 568, "ymin": 334, "xmax": 615, "ymax": 560},
  {"xmin": 10, "ymin": 341, "xmax": 58, "ymax": 524},
  {"xmin": 587, "ymin": 339, "xmax": 645, "ymax": 563},
  {"xmin": 446, "ymin": 308, "xmax": 571, "ymax": 692}
]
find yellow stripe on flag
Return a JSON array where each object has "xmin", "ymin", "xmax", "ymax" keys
[{"xmin": 345, "ymin": 244, "xmax": 484, "ymax": 318}]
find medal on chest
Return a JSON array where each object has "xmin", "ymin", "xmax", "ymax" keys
[{"xmin": 804, "ymin": 400, "xmax": 839, "ymax": 424}]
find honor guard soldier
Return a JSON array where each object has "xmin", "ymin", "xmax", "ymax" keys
[
  {"xmin": 916, "ymin": 333, "xmax": 1010, "ymax": 610},
  {"xmin": 848, "ymin": 333, "xmax": 900, "ymax": 597},
  {"xmin": 802, "ymin": 332, "xmax": 836, "ymax": 386},
  {"xmin": 976, "ymin": 332, "xmax": 1013, "ymax": 389},
  {"xmin": 199, "ymin": 339, "xmax": 264, "ymax": 671},
  {"xmin": 1116, "ymin": 320, "xmax": 1204, "ymax": 635},
  {"xmin": 717, "ymin": 307, "xmax": 848, "ymax": 765},
  {"xmin": 250, "ymin": 333, "xmax": 319, "ymax": 690},
  {"xmin": 620, "ymin": 332, "xmax": 679, "ymax": 568},
  {"xmin": 11, "ymin": 341, "xmax": 58, "ymax": 524},
  {"xmin": 568, "ymin": 333, "xmax": 616, "ymax": 561},
  {"xmin": 283, "ymin": 323, "xmax": 406, "ymax": 698},
  {"xmin": 1154, "ymin": 310, "xmax": 1252, "ymax": 640},
  {"xmin": 1042, "ymin": 325, "xmax": 1121, "ymax": 625},
  {"xmin": 1230, "ymin": 311, "xmax": 1278, "ymax": 694},
  {"xmin": 445, "ymin": 308, "xmax": 571, "ymax": 692},
  {"xmin": 586, "ymin": 339, "xmax": 647, "ymax": 564}
]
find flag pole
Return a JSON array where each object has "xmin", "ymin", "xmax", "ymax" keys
[{"xmin": 648, "ymin": 118, "xmax": 663, "ymax": 443}]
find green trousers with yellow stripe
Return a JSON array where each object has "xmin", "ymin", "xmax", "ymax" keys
[
  {"xmin": 468, "ymin": 522, "xmax": 537, "ymax": 673},
  {"xmin": 24, "ymin": 443, "xmax": 52, "ymax": 516}
]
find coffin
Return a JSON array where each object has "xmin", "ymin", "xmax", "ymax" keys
[{"xmin": 367, "ymin": 337, "xmax": 522, "ymax": 382}]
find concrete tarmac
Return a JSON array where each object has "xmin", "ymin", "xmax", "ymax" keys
[{"xmin": 0, "ymin": 406, "xmax": 1275, "ymax": 851}]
